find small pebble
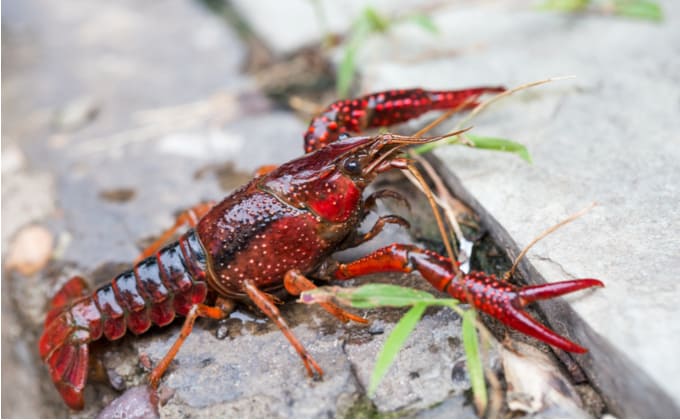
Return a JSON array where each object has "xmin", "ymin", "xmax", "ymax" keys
[
  {"xmin": 53, "ymin": 97, "xmax": 99, "ymax": 131},
  {"xmin": 215, "ymin": 323, "xmax": 229, "ymax": 340},
  {"xmin": 1, "ymin": 143, "xmax": 25, "ymax": 174},
  {"xmin": 368, "ymin": 320, "xmax": 384, "ymax": 335},
  {"xmin": 6, "ymin": 225, "xmax": 54, "ymax": 276},
  {"xmin": 107, "ymin": 368, "xmax": 127, "ymax": 391},
  {"xmin": 157, "ymin": 385, "xmax": 175, "ymax": 406},
  {"xmin": 139, "ymin": 353, "xmax": 153, "ymax": 371},
  {"xmin": 451, "ymin": 359, "xmax": 468, "ymax": 385},
  {"xmin": 97, "ymin": 386, "xmax": 159, "ymax": 419}
]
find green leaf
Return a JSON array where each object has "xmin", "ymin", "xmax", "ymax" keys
[
  {"xmin": 337, "ymin": 44, "xmax": 358, "ymax": 98},
  {"xmin": 406, "ymin": 13, "xmax": 439, "ymax": 34},
  {"xmin": 336, "ymin": 13, "xmax": 373, "ymax": 98},
  {"xmin": 345, "ymin": 284, "xmax": 458, "ymax": 309},
  {"xmin": 369, "ymin": 303, "xmax": 427, "ymax": 396},
  {"xmin": 466, "ymin": 134, "xmax": 532, "ymax": 163},
  {"xmin": 362, "ymin": 7, "xmax": 391, "ymax": 33},
  {"xmin": 411, "ymin": 134, "xmax": 461, "ymax": 155},
  {"xmin": 537, "ymin": 0, "xmax": 590, "ymax": 12},
  {"xmin": 612, "ymin": 0, "xmax": 663, "ymax": 21},
  {"xmin": 411, "ymin": 133, "xmax": 532, "ymax": 163},
  {"xmin": 462, "ymin": 310, "xmax": 487, "ymax": 414}
]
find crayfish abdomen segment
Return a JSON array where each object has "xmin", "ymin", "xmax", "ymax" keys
[{"xmin": 39, "ymin": 230, "xmax": 210, "ymax": 410}]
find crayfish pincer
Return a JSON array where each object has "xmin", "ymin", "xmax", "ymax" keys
[{"xmin": 39, "ymin": 86, "xmax": 603, "ymax": 410}]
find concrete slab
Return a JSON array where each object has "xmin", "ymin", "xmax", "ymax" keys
[{"xmin": 346, "ymin": 1, "xmax": 680, "ymax": 417}]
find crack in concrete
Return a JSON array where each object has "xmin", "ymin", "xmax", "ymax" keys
[{"xmin": 532, "ymin": 254, "xmax": 579, "ymax": 280}]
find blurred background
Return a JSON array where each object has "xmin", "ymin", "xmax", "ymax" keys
[{"xmin": 2, "ymin": 0, "xmax": 679, "ymax": 417}]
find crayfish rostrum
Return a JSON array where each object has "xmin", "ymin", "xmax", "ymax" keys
[{"xmin": 39, "ymin": 87, "xmax": 603, "ymax": 410}]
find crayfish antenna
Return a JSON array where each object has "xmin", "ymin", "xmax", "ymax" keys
[
  {"xmin": 392, "ymin": 126, "xmax": 472, "ymax": 145},
  {"xmin": 505, "ymin": 203, "xmax": 597, "ymax": 281}
]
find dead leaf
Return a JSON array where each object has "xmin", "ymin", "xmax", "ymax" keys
[{"xmin": 501, "ymin": 342, "xmax": 586, "ymax": 416}]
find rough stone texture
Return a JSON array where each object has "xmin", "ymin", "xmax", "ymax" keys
[
  {"xmin": 8, "ymin": 0, "xmax": 676, "ymax": 417},
  {"xmin": 133, "ymin": 298, "xmax": 471, "ymax": 418},
  {"xmin": 348, "ymin": 2, "xmax": 680, "ymax": 417},
  {"xmin": 227, "ymin": 0, "xmax": 680, "ymax": 416},
  {"xmin": 2, "ymin": 0, "xmax": 475, "ymax": 418}
]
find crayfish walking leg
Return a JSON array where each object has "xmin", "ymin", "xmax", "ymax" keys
[
  {"xmin": 244, "ymin": 279, "xmax": 324, "ymax": 378},
  {"xmin": 148, "ymin": 298, "xmax": 235, "ymax": 388},
  {"xmin": 334, "ymin": 244, "xmax": 604, "ymax": 353}
]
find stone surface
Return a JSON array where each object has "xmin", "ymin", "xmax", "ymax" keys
[
  {"xmin": 8, "ymin": 0, "xmax": 675, "ymax": 417},
  {"xmin": 1, "ymin": 0, "xmax": 475, "ymax": 418},
  {"xmin": 2, "ymin": 0, "xmax": 256, "ymax": 417},
  {"xmin": 346, "ymin": 1, "xmax": 680, "ymax": 417}
]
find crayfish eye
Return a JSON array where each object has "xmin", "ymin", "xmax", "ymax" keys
[{"xmin": 342, "ymin": 157, "xmax": 362, "ymax": 174}]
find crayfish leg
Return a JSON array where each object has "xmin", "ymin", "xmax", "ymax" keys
[
  {"xmin": 253, "ymin": 164, "xmax": 278, "ymax": 177},
  {"xmin": 135, "ymin": 201, "xmax": 215, "ymax": 263},
  {"xmin": 244, "ymin": 279, "xmax": 324, "ymax": 379},
  {"xmin": 342, "ymin": 215, "xmax": 411, "ymax": 250},
  {"xmin": 284, "ymin": 269, "xmax": 368, "ymax": 324},
  {"xmin": 148, "ymin": 298, "xmax": 234, "ymax": 389}
]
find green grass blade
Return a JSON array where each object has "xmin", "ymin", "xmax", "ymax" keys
[
  {"xmin": 466, "ymin": 134, "xmax": 532, "ymax": 163},
  {"xmin": 300, "ymin": 284, "xmax": 459, "ymax": 308},
  {"xmin": 347, "ymin": 284, "xmax": 459, "ymax": 308},
  {"xmin": 612, "ymin": 0, "xmax": 663, "ymax": 21},
  {"xmin": 336, "ymin": 15, "xmax": 371, "ymax": 98},
  {"xmin": 405, "ymin": 13, "xmax": 439, "ymax": 34},
  {"xmin": 411, "ymin": 134, "xmax": 461, "ymax": 155},
  {"xmin": 337, "ymin": 44, "xmax": 358, "ymax": 98},
  {"xmin": 348, "ymin": 284, "xmax": 433, "ymax": 307},
  {"xmin": 462, "ymin": 310, "xmax": 487, "ymax": 414},
  {"xmin": 411, "ymin": 133, "xmax": 531, "ymax": 163},
  {"xmin": 537, "ymin": 0, "xmax": 590, "ymax": 12},
  {"xmin": 362, "ymin": 7, "xmax": 391, "ymax": 32},
  {"xmin": 369, "ymin": 303, "xmax": 427, "ymax": 396}
]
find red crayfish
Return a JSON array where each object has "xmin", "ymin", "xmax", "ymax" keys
[{"xmin": 39, "ymin": 86, "xmax": 604, "ymax": 410}]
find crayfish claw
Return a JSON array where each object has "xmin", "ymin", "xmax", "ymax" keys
[
  {"xmin": 332, "ymin": 244, "xmax": 603, "ymax": 353},
  {"xmin": 501, "ymin": 300, "xmax": 588, "ymax": 354},
  {"xmin": 518, "ymin": 278, "xmax": 604, "ymax": 305}
]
